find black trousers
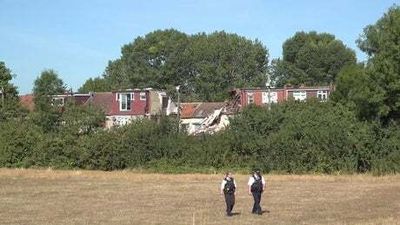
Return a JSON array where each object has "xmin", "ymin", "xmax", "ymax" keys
[
  {"xmin": 224, "ymin": 193, "xmax": 235, "ymax": 215},
  {"xmin": 252, "ymin": 191, "xmax": 262, "ymax": 214}
]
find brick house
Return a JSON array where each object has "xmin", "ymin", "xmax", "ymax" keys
[
  {"xmin": 86, "ymin": 89, "xmax": 177, "ymax": 128},
  {"xmin": 19, "ymin": 93, "xmax": 91, "ymax": 111},
  {"xmin": 230, "ymin": 85, "xmax": 334, "ymax": 109},
  {"xmin": 180, "ymin": 102, "xmax": 226, "ymax": 134},
  {"xmin": 19, "ymin": 89, "xmax": 177, "ymax": 128}
]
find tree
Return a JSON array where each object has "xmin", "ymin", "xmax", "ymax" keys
[
  {"xmin": 0, "ymin": 61, "xmax": 22, "ymax": 121},
  {"xmin": 32, "ymin": 69, "xmax": 66, "ymax": 132},
  {"xmin": 356, "ymin": 5, "xmax": 400, "ymax": 123},
  {"xmin": 79, "ymin": 29, "xmax": 269, "ymax": 101},
  {"xmin": 33, "ymin": 69, "xmax": 66, "ymax": 111},
  {"xmin": 183, "ymin": 31, "xmax": 268, "ymax": 101},
  {"xmin": 60, "ymin": 101, "xmax": 106, "ymax": 136},
  {"xmin": 332, "ymin": 64, "xmax": 383, "ymax": 120},
  {"xmin": 271, "ymin": 31, "xmax": 356, "ymax": 87},
  {"xmin": 78, "ymin": 77, "xmax": 110, "ymax": 93}
]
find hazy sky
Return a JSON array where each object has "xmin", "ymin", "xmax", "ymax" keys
[{"xmin": 0, "ymin": 0, "xmax": 398, "ymax": 94}]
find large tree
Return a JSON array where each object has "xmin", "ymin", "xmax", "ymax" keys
[
  {"xmin": 334, "ymin": 5, "xmax": 400, "ymax": 123},
  {"xmin": 79, "ymin": 29, "xmax": 268, "ymax": 101},
  {"xmin": 356, "ymin": 5, "xmax": 400, "ymax": 122},
  {"xmin": 0, "ymin": 61, "xmax": 21, "ymax": 121},
  {"xmin": 32, "ymin": 69, "xmax": 66, "ymax": 132},
  {"xmin": 33, "ymin": 69, "xmax": 66, "ymax": 111},
  {"xmin": 271, "ymin": 31, "xmax": 356, "ymax": 87},
  {"xmin": 183, "ymin": 31, "xmax": 267, "ymax": 101}
]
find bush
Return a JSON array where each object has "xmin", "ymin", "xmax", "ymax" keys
[{"xmin": 1, "ymin": 102, "xmax": 400, "ymax": 174}]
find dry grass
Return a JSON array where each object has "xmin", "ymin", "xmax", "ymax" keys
[{"xmin": 0, "ymin": 169, "xmax": 399, "ymax": 225}]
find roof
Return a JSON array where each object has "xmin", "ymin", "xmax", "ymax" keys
[
  {"xmin": 181, "ymin": 102, "xmax": 225, "ymax": 118},
  {"xmin": 84, "ymin": 92, "xmax": 113, "ymax": 115},
  {"xmin": 71, "ymin": 94, "xmax": 91, "ymax": 105},
  {"xmin": 19, "ymin": 94, "xmax": 35, "ymax": 111},
  {"xmin": 237, "ymin": 85, "xmax": 332, "ymax": 92},
  {"xmin": 181, "ymin": 102, "xmax": 201, "ymax": 118}
]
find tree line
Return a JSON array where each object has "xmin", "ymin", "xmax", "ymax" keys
[{"xmin": 0, "ymin": 5, "xmax": 399, "ymax": 174}]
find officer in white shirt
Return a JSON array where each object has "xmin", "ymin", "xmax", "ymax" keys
[
  {"xmin": 247, "ymin": 170, "xmax": 266, "ymax": 215},
  {"xmin": 220, "ymin": 172, "xmax": 237, "ymax": 216}
]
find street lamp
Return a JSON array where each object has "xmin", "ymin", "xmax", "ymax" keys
[{"xmin": 176, "ymin": 85, "xmax": 181, "ymax": 132}]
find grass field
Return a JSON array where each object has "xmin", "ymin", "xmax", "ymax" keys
[{"xmin": 0, "ymin": 169, "xmax": 399, "ymax": 225}]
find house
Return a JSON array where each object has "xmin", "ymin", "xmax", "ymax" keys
[
  {"xmin": 19, "ymin": 93, "xmax": 91, "ymax": 111},
  {"xmin": 180, "ymin": 102, "xmax": 229, "ymax": 135},
  {"xmin": 230, "ymin": 85, "xmax": 334, "ymax": 110},
  {"xmin": 19, "ymin": 88, "xmax": 177, "ymax": 128},
  {"xmin": 19, "ymin": 94, "xmax": 35, "ymax": 111},
  {"xmin": 86, "ymin": 89, "xmax": 177, "ymax": 128}
]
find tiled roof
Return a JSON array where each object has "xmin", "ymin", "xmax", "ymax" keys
[
  {"xmin": 71, "ymin": 94, "xmax": 91, "ymax": 105},
  {"xmin": 85, "ymin": 92, "xmax": 113, "ymax": 115},
  {"xmin": 181, "ymin": 102, "xmax": 201, "ymax": 118},
  {"xmin": 181, "ymin": 102, "xmax": 225, "ymax": 118},
  {"xmin": 19, "ymin": 94, "xmax": 35, "ymax": 111}
]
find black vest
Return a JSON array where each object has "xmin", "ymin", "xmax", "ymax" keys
[
  {"xmin": 224, "ymin": 178, "xmax": 235, "ymax": 194},
  {"xmin": 251, "ymin": 175, "xmax": 263, "ymax": 193}
]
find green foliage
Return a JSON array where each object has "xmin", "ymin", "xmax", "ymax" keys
[
  {"xmin": 332, "ymin": 64, "xmax": 383, "ymax": 121},
  {"xmin": 79, "ymin": 29, "xmax": 268, "ymax": 101},
  {"xmin": 0, "ymin": 102, "xmax": 399, "ymax": 174},
  {"xmin": 0, "ymin": 61, "xmax": 23, "ymax": 121},
  {"xmin": 60, "ymin": 101, "xmax": 106, "ymax": 136},
  {"xmin": 32, "ymin": 69, "xmax": 66, "ymax": 132},
  {"xmin": 334, "ymin": 5, "xmax": 400, "ymax": 124},
  {"xmin": 3, "ymin": 11, "xmax": 400, "ymax": 174},
  {"xmin": 229, "ymin": 101, "xmax": 372, "ymax": 173},
  {"xmin": 33, "ymin": 69, "xmax": 66, "ymax": 111},
  {"xmin": 271, "ymin": 31, "xmax": 356, "ymax": 87},
  {"xmin": 78, "ymin": 77, "xmax": 110, "ymax": 93},
  {"xmin": 356, "ymin": 5, "xmax": 400, "ymax": 123},
  {"xmin": 0, "ymin": 119, "xmax": 44, "ymax": 167},
  {"xmin": 0, "ymin": 61, "xmax": 18, "ymax": 98}
]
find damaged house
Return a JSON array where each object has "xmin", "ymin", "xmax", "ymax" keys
[{"xmin": 180, "ymin": 102, "xmax": 231, "ymax": 135}]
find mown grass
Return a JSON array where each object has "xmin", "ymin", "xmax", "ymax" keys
[{"xmin": 0, "ymin": 169, "xmax": 399, "ymax": 225}]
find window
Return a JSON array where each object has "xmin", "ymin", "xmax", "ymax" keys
[
  {"xmin": 317, "ymin": 90, "xmax": 328, "ymax": 101},
  {"xmin": 140, "ymin": 92, "xmax": 146, "ymax": 101},
  {"xmin": 293, "ymin": 91, "xmax": 307, "ymax": 101},
  {"xmin": 262, "ymin": 92, "xmax": 278, "ymax": 104},
  {"xmin": 51, "ymin": 97, "xmax": 64, "ymax": 106},
  {"xmin": 119, "ymin": 93, "xmax": 132, "ymax": 111},
  {"xmin": 247, "ymin": 93, "xmax": 254, "ymax": 104}
]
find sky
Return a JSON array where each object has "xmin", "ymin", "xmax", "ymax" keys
[{"xmin": 0, "ymin": 0, "xmax": 398, "ymax": 94}]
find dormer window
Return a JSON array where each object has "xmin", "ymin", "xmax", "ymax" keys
[
  {"xmin": 140, "ymin": 92, "xmax": 146, "ymax": 101},
  {"xmin": 118, "ymin": 93, "xmax": 132, "ymax": 111}
]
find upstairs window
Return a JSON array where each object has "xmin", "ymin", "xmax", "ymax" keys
[
  {"xmin": 262, "ymin": 91, "xmax": 278, "ymax": 104},
  {"xmin": 247, "ymin": 93, "xmax": 254, "ymax": 104},
  {"xmin": 293, "ymin": 91, "xmax": 307, "ymax": 101},
  {"xmin": 317, "ymin": 90, "xmax": 328, "ymax": 101},
  {"xmin": 118, "ymin": 93, "xmax": 132, "ymax": 111},
  {"xmin": 140, "ymin": 92, "xmax": 146, "ymax": 101}
]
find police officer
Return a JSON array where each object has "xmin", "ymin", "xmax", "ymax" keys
[
  {"xmin": 220, "ymin": 172, "xmax": 236, "ymax": 216},
  {"xmin": 247, "ymin": 170, "xmax": 266, "ymax": 215}
]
